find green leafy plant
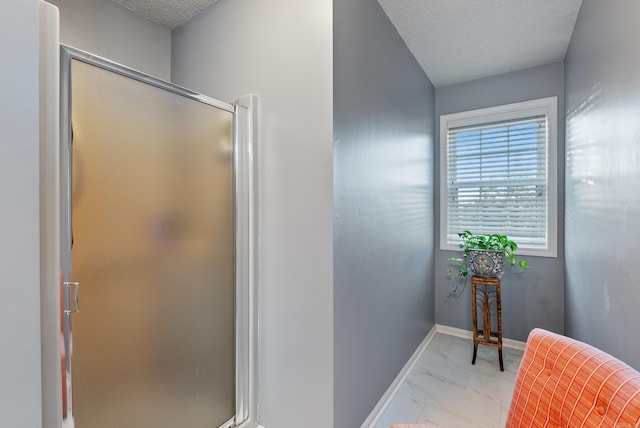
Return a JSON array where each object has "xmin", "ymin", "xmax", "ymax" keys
[{"xmin": 447, "ymin": 230, "xmax": 529, "ymax": 297}]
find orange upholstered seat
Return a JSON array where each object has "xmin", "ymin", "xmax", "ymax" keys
[
  {"xmin": 506, "ymin": 328, "xmax": 640, "ymax": 427},
  {"xmin": 391, "ymin": 328, "xmax": 640, "ymax": 428}
]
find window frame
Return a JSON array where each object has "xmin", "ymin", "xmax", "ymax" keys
[{"xmin": 439, "ymin": 96, "xmax": 558, "ymax": 257}]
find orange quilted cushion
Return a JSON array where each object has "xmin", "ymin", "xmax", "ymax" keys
[{"xmin": 506, "ymin": 328, "xmax": 640, "ymax": 427}]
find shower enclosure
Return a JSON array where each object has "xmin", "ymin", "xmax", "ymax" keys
[{"xmin": 60, "ymin": 46, "xmax": 254, "ymax": 428}]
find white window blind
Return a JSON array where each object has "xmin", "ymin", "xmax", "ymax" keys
[{"xmin": 440, "ymin": 97, "xmax": 557, "ymax": 257}]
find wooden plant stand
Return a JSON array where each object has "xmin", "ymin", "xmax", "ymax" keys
[{"xmin": 471, "ymin": 275, "xmax": 503, "ymax": 371}]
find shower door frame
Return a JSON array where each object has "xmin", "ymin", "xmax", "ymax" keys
[{"xmin": 59, "ymin": 45, "xmax": 255, "ymax": 428}]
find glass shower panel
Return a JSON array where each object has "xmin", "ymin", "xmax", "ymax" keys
[{"xmin": 69, "ymin": 59, "xmax": 235, "ymax": 428}]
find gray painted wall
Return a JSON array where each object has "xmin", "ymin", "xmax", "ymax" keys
[
  {"xmin": 171, "ymin": 1, "xmax": 334, "ymax": 427},
  {"xmin": 565, "ymin": 0, "xmax": 640, "ymax": 369},
  {"xmin": 47, "ymin": 0, "xmax": 172, "ymax": 80},
  {"xmin": 435, "ymin": 62, "xmax": 565, "ymax": 341},
  {"xmin": 0, "ymin": 1, "xmax": 42, "ymax": 426},
  {"xmin": 333, "ymin": 0, "xmax": 435, "ymax": 426}
]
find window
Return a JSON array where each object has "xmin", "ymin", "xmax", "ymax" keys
[{"xmin": 440, "ymin": 97, "xmax": 557, "ymax": 257}]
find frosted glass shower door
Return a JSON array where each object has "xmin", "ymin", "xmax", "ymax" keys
[{"xmin": 65, "ymin": 57, "xmax": 235, "ymax": 428}]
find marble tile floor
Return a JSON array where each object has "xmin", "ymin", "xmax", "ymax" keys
[{"xmin": 373, "ymin": 333, "xmax": 524, "ymax": 428}]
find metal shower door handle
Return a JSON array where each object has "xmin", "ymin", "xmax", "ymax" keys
[{"xmin": 64, "ymin": 281, "xmax": 80, "ymax": 315}]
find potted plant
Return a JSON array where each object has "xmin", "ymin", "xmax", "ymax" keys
[{"xmin": 447, "ymin": 230, "xmax": 529, "ymax": 297}]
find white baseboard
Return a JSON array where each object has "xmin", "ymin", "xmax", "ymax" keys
[
  {"xmin": 237, "ymin": 420, "xmax": 264, "ymax": 428},
  {"xmin": 435, "ymin": 324, "xmax": 526, "ymax": 351},
  {"xmin": 361, "ymin": 325, "xmax": 438, "ymax": 428},
  {"xmin": 361, "ymin": 323, "xmax": 527, "ymax": 427}
]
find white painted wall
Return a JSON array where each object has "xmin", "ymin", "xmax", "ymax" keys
[
  {"xmin": 47, "ymin": 0, "xmax": 171, "ymax": 80},
  {"xmin": 0, "ymin": 1, "xmax": 43, "ymax": 426},
  {"xmin": 39, "ymin": 3, "xmax": 62, "ymax": 427},
  {"xmin": 171, "ymin": 1, "xmax": 334, "ymax": 427}
]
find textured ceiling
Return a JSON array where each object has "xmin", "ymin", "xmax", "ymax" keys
[
  {"xmin": 377, "ymin": 0, "xmax": 583, "ymax": 87},
  {"xmin": 110, "ymin": 0, "xmax": 583, "ymax": 86},
  {"xmin": 111, "ymin": 0, "xmax": 220, "ymax": 29}
]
